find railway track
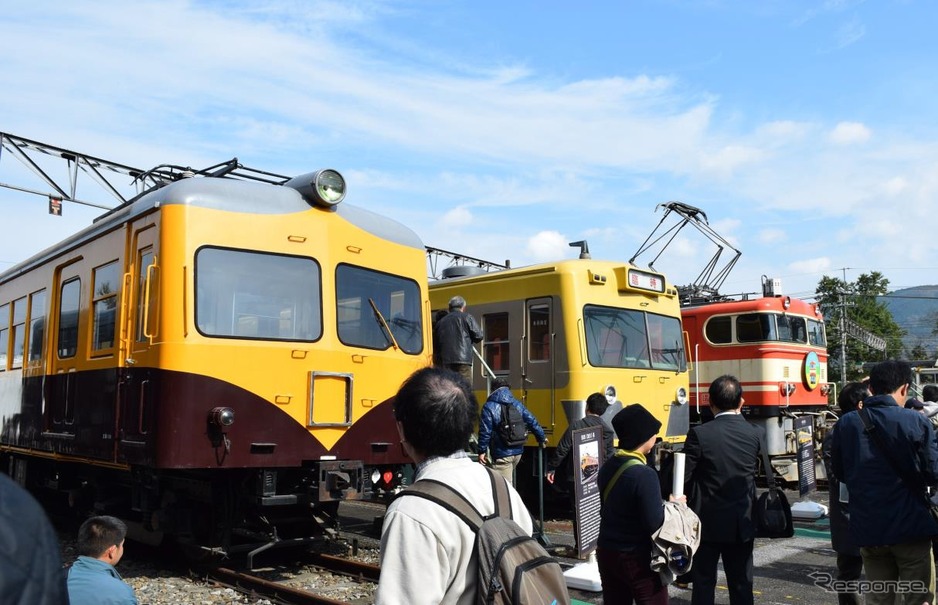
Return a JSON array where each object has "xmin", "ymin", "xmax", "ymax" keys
[{"xmin": 202, "ymin": 554, "xmax": 380, "ymax": 605}]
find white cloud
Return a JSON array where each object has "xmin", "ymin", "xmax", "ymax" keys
[
  {"xmin": 526, "ymin": 231, "xmax": 570, "ymax": 262},
  {"xmin": 835, "ymin": 17, "xmax": 866, "ymax": 49},
  {"xmin": 756, "ymin": 120, "xmax": 811, "ymax": 144},
  {"xmin": 829, "ymin": 122, "xmax": 871, "ymax": 145},
  {"xmin": 788, "ymin": 257, "xmax": 832, "ymax": 276},
  {"xmin": 758, "ymin": 228, "xmax": 787, "ymax": 244},
  {"xmin": 439, "ymin": 206, "xmax": 473, "ymax": 229}
]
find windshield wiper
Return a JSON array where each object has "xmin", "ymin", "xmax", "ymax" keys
[{"xmin": 368, "ymin": 298, "xmax": 400, "ymax": 351}]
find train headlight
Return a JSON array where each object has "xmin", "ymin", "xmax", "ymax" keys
[
  {"xmin": 285, "ymin": 169, "xmax": 346, "ymax": 208},
  {"xmin": 779, "ymin": 382, "xmax": 796, "ymax": 396},
  {"xmin": 371, "ymin": 468, "xmax": 381, "ymax": 484},
  {"xmin": 820, "ymin": 384, "xmax": 832, "ymax": 396},
  {"xmin": 210, "ymin": 406, "xmax": 235, "ymax": 427},
  {"xmin": 604, "ymin": 385, "xmax": 617, "ymax": 405},
  {"xmin": 675, "ymin": 387, "xmax": 688, "ymax": 405}
]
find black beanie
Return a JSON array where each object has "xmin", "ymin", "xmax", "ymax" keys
[{"xmin": 611, "ymin": 404, "xmax": 662, "ymax": 450}]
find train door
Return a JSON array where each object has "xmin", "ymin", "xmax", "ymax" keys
[
  {"xmin": 117, "ymin": 223, "xmax": 159, "ymax": 465},
  {"xmin": 522, "ymin": 298, "xmax": 554, "ymax": 431},
  {"xmin": 46, "ymin": 260, "xmax": 83, "ymax": 441}
]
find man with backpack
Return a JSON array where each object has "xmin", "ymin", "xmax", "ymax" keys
[
  {"xmin": 376, "ymin": 367, "xmax": 569, "ymax": 605},
  {"xmin": 477, "ymin": 377, "xmax": 547, "ymax": 486}
]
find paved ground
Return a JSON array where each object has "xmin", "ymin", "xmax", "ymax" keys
[
  {"xmin": 341, "ymin": 495, "xmax": 844, "ymax": 604},
  {"xmin": 548, "ymin": 514, "xmax": 842, "ymax": 604}
]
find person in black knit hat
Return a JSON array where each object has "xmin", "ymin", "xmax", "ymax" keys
[{"xmin": 597, "ymin": 404, "xmax": 681, "ymax": 604}]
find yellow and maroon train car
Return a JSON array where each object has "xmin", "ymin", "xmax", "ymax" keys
[
  {"xmin": 681, "ymin": 280, "xmax": 829, "ymax": 482},
  {"xmin": 0, "ymin": 166, "xmax": 430, "ymax": 562}
]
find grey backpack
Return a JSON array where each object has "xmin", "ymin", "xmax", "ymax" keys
[{"xmin": 401, "ymin": 469, "xmax": 570, "ymax": 605}]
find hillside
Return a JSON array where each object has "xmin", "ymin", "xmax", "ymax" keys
[{"xmin": 881, "ymin": 285, "xmax": 938, "ymax": 356}]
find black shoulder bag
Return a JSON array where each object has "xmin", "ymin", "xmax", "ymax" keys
[
  {"xmin": 858, "ymin": 407, "xmax": 938, "ymax": 524},
  {"xmin": 754, "ymin": 434, "xmax": 794, "ymax": 538}
]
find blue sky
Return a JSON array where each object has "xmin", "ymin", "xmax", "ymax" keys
[{"xmin": 1, "ymin": 0, "xmax": 936, "ymax": 302}]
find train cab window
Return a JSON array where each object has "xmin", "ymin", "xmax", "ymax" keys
[
  {"xmin": 647, "ymin": 312, "xmax": 687, "ymax": 371},
  {"xmin": 27, "ymin": 289, "xmax": 47, "ymax": 363},
  {"xmin": 778, "ymin": 314, "xmax": 807, "ymax": 343},
  {"xmin": 196, "ymin": 247, "xmax": 322, "ymax": 342},
  {"xmin": 808, "ymin": 318, "xmax": 826, "ymax": 347},
  {"xmin": 0, "ymin": 303, "xmax": 9, "ymax": 370},
  {"xmin": 92, "ymin": 260, "xmax": 121, "ymax": 353},
  {"xmin": 736, "ymin": 313, "xmax": 776, "ymax": 342},
  {"xmin": 583, "ymin": 304, "xmax": 651, "ymax": 369},
  {"xmin": 10, "ymin": 297, "xmax": 27, "ymax": 369},
  {"xmin": 483, "ymin": 313, "xmax": 510, "ymax": 372},
  {"xmin": 335, "ymin": 264, "xmax": 422, "ymax": 353},
  {"xmin": 704, "ymin": 316, "xmax": 732, "ymax": 344},
  {"xmin": 528, "ymin": 304, "xmax": 550, "ymax": 362},
  {"xmin": 58, "ymin": 279, "xmax": 80, "ymax": 358}
]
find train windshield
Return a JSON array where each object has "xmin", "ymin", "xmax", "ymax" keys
[
  {"xmin": 336, "ymin": 264, "xmax": 423, "ymax": 354},
  {"xmin": 583, "ymin": 304, "xmax": 686, "ymax": 371},
  {"xmin": 736, "ymin": 313, "xmax": 822, "ymax": 345},
  {"xmin": 195, "ymin": 247, "xmax": 322, "ymax": 341}
]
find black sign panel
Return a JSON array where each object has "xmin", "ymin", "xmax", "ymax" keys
[
  {"xmin": 795, "ymin": 415, "xmax": 816, "ymax": 496},
  {"xmin": 572, "ymin": 426, "xmax": 603, "ymax": 558}
]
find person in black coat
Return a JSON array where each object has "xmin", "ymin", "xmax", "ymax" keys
[
  {"xmin": 432, "ymin": 295, "xmax": 483, "ymax": 383},
  {"xmin": 683, "ymin": 374, "xmax": 762, "ymax": 605},
  {"xmin": 0, "ymin": 473, "xmax": 68, "ymax": 604},
  {"xmin": 546, "ymin": 392, "xmax": 615, "ymax": 486},
  {"xmin": 597, "ymin": 404, "xmax": 681, "ymax": 605},
  {"xmin": 821, "ymin": 381, "xmax": 869, "ymax": 605}
]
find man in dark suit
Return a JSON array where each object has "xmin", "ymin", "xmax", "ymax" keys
[{"xmin": 683, "ymin": 374, "xmax": 762, "ymax": 605}]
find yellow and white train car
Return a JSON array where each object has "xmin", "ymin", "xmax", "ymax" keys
[
  {"xmin": 429, "ymin": 260, "xmax": 690, "ymax": 499},
  {"xmin": 0, "ymin": 166, "xmax": 430, "ymax": 560}
]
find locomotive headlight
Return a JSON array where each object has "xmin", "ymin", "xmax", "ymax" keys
[
  {"xmin": 285, "ymin": 169, "xmax": 347, "ymax": 208},
  {"xmin": 210, "ymin": 406, "xmax": 235, "ymax": 427},
  {"xmin": 313, "ymin": 169, "xmax": 345, "ymax": 205},
  {"xmin": 675, "ymin": 387, "xmax": 688, "ymax": 405},
  {"xmin": 371, "ymin": 468, "xmax": 381, "ymax": 484}
]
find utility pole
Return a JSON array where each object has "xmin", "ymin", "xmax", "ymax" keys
[{"xmin": 839, "ymin": 267, "xmax": 853, "ymax": 384}]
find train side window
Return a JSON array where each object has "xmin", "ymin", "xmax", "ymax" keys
[
  {"xmin": 528, "ymin": 304, "xmax": 550, "ymax": 362},
  {"xmin": 11, "ymin": 297, "xmax": 27, "ymax": 369},
  {"xmin": 736, "ymin": 313, "xmax": 776, "ymax": 342},
  {"xmin": 58, "ymin": 279, "xmax": 81, "ymax": 358},
  {"xmin": 704, "ymin": 316, "xmax": 732, "ymax": 344},
  {"xmin": 483, "ymin": 313, "xmax": 510, "ymax": 372},
  {"xmin": 27, "ymin": 289, "xmax": 47, "ymax": 363},
  {"xmin": 196, "ymin": 247, "xmax": 322, "ymax": 342},
  {"xmin": 136, "ymin": 249, "xmax": 156, "ymax": 342},
  {"xmin": 0, "ymin": 303, "xmax": 9, "ymax": 370},
  {"xmin": 92, "ymin": 260, "xmax": 121, "ymax": 353}
]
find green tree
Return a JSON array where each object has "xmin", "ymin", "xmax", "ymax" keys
[{"xmin": 816, "ymin": 271, "xmax": 905, "ymax": 383}]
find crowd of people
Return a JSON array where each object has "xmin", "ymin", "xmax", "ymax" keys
[{"xmin": 6, "ymin": 288, "xmax": 938, "ymax": 605}]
